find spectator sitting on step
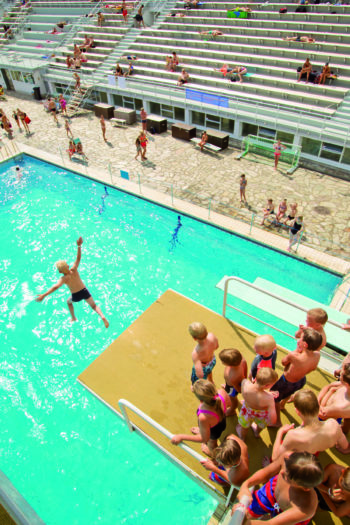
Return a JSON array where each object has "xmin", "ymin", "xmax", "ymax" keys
[
  {"xmin": 74, "ymin": 56, "xmax": 81, "ymax": 69},
  {"xmin": 73, "ymin": 44, "xmax": 80, "ymax": 59},
  {"xmin": 297, "ymin": 57, "xmax": 312, "ymax": 82},
  {"xmin": 66, "ymin": 54, "xmax": 74, "ymax": 68},
  {"xmin": 318, "ymin": 62, "xmax": 331, "ymax": 85},
  {"xmin": 214, "ymin": 63, "xmax": 233, "ymax": 78},
  {"xmin": 80, "ymin": 52, "xmax": 87, "ymax": 63},
  {"xmin": 177, "ymin": 68, "xmax": 189, "ymax": 86},
  {"xmin": 165, "ymin": 55, "xmax": 173, "ymax": 71},
  {"xmin": 184, "ymin": 0, "xmax": 199, "ymax": 8},
  {"xmin": 115, "ymin": 63, "xmax": 124, "ymax": 77},
  {"xmin": 260, "ymin": 198, "xmax": 275, "ymax": 226},
  {"xmin": 283, "ymin": 34, "xmax": 315, "ymax": 43},
  {"xmin": 200, "ymin": 29, "xmax": 223, "ymax": 37},
  {"xmin": 79, "ymin": 35, "xmax": 95, "ymax": 52},
  {"xmin": 124, "ymin": 61, "xmax": 134, "ymax": 76},
  {"xmin": 172, "ymin": 51, "xmax": 179, "ymax": 71}
]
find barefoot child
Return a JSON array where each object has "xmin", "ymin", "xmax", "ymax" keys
[
  {"xmin": 270, "ymin": 390, "xmax": 348, "ymax": 462},
  {"xmin": 249, "ymin": 334, "xmax": 277, "ymax": 381},
  {"xmin": 200, "ymin": 434, "xmax": 250, "ymax": 486},
  {"xmin": 189, "ymin": 322, "xmax": 218, "ymax": 385},
  {"xmin": 295, "ymin": 307, "xmax": 328, "ymax": 350},
  {"xmin": 316, "ymin": 463, "xmax": 350, "ymax": 518},
  {"xmin": 171, "ymin": 379, "xmax": 230, "ymax": 456},
  {"xmin": 220, "ymin": 348, "xmax": 247, "ymax": 415},
  {"xmin": 35, "ymin": 237, "xmax": 109, "ymax": 328},
  {"xmin": 235, "ymin": 451, "xmax": 324, "ymax": 523},
  {"xmin": 239, "ymin": 174, "xmax": 247, "ymax": 203},
  {"xmin": 270, "ymin": 327, "xmax": 322, "ymax": 426},
  {"xmin": 236, "ymin": 368, "xmax": 278, "ymax": 441}
]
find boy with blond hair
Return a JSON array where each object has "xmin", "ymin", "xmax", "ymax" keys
[
  {"xmin": 236, "ymin": 368, "xmax": 278, "ymax": 441},
  {"xmin": 189, "ymin": 322, "xmax": 218, "ymax": 385},
  {"xmin": 295, "ymin": 307, "xmax": 328, "ymax": 350},
  {"xmin": 235, "ymin": 451, "xmax": 324, "ymax": 524},
  {"xmin": 270, "ymin": 327, "xmax": 322, "ymax": 426},
  {"xmin": 219, "ymin": 348, "xmax": 247, "ymax": 415},
  {"xmin": 270, "ymin": 390, "xmax": 348, "ymax": 461},
  {"xmin": 249, "ymin": 334, "xmax": 277, "ymax": 381}
]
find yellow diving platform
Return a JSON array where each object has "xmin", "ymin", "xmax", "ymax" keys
[{"xmin": 78, "ymin": 289, "xmax": 349, "ymax": 525}]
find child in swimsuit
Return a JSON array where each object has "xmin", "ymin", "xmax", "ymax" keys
[
  {"xmin": 236, "ymin": 452, "xmax": 323, "ymax": 524},
  {"xmin": 219, "ymin": 348, "xmax": 247, "ymax": 415},
  {"xmin": 276, "ymin": 198, "xmax": 287, "ymax": 222},
  {"xmin": 249, "ymin": 334, "xmax": 277, "ymax": 381},
  {"xmin": 236, "ymin": 368, "xmax": 278, "ymax": 441},
  {"xmin": 260, "ymin": 198, "xmax": 275, "ymax": 226},
  {"xmin": 189, "ymin": 321, "xmax": 218, "ymax": 385},
  {"xmin": 200, "ymin": 434, "xmax": 250, "ymax": 486},
  {"xmin": 239, "ymin": 174, "xmax": 247, "ymax": 202},
  {"xmin": 171, "ymin": 379, "xmax": 230, "ymax": 456},
  {"xmin": 273, "ymin": 139, "xmax": 286, "ymax": 170}
]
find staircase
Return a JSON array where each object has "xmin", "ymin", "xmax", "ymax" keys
[
  {"xmin": 66, "ymin": 82, "xmax": 93, "ymax": 116},
  {"xmin": 322, "ymin": 90, "xmax": 350, "ymax": 138}
]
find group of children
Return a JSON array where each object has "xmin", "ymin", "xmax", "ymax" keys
[{"xmin": 171, "ymin": 308, "xmax": 350, "ymax": 522}]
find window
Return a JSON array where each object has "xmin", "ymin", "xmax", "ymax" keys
[
  {"xmin": 276, "ymin": 131, "xmax": 294, "ymax": 145},
  {"xmin": 301, "ymin": 137, "xmax": 321, "ymax": 156},
  {"xmin": 100, "ymin": 91, "xmax": 108, "ymax": 103},
  {"xmin": 191, "ymin": 110, "xmax": 205, "ymax": 126},
  {"xmin": 341, "ymin": 147, "xmax": 350, "ymax": 165},
  {"xmin": 221, "ymin": 117, "xmax": 234, "ymax": 133},
  {"xmin": 134, "ymin": 98, "xmax": 143, "ymax": 110},
  {"xmin": 161, "ymin": 104, "xmax": 174, "ymax": 118},
  {"xmin": 174, "ymin": 106, "xmax": 185, "ymax": 121},
  {"xmin": 320, "ymin": 142, "xmax": 342, "ymax": 162},
  {"xmin": 123, "ymin": 96, "xmax": 135, "ymax": 109},
  {"xmin": 112, "ymin": 94, "xmax": 123, "ymax": 107},
  {"xmin": 259, "ymin": 127, "xmax": 276, "ymax": 140},
  {"xmin": 10, "ymin": 70, "xmax": 22, "ymax": 82},
  {"xmin": 149, "ymin": 101, "xmax": 160, "ymax": 114},
  {"xmin": 206, "ymin": 113, "xmax": 220, "ymax": 130},
  {"xmin": 242, "ymin": 122, "xmax": 257, "ymax": 137}
]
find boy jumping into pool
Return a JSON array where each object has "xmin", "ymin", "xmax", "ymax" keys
[{"xmin": 35, "ymin": 236, "xmax": 109, "ymax": 328}]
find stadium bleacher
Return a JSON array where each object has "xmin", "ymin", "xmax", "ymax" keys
[{"xmin": 1, "ymin": 0, "xmax": 350, "ymax": 171}]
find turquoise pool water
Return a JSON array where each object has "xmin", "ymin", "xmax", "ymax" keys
[{"xmin": 0, "ymin": 156, "xmax": 341, "ymax": 524}]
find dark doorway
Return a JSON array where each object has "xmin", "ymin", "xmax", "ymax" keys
[{"xmin": 1, "ymin": 69, "xmax": 14, "ymax": 91}]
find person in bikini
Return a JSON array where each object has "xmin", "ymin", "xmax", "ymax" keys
[
  {"xmin": 234, "ymin": 451, "xmax": 324, "ymax": 524},
  {"xmin": 171, "ymin": 379, "xmax": 230, "ymax": 456},
  {"xmin": 283, "ymin": 201, "xmax": 298, "ymax": 225},
  {"xmin": 236, "ymin": 368, "xmax": 278, "ymax": 441},
  {"xmin": 270, "ymin": 328, "xmax": 322, "ymax": 427},
  {"xmin": 298, "ymin": 57, "xmax": 312, "ymax": 83},
  {"xmin": 189, "ymin": 322, "xmax": 218, "ymax": 385},
  {"xmin": 269, "ymin": 390, "xmax": 348, "ymax": 463},
  {"xmin": 260, "ymin": 198, "xmax": 275, "ymax": 226},
  {"xmin": 219, "ymin": 348, "xmax": 247, "ymax": 415},
  {"xmin": 239, "ymin": 174, "xmax": 247, "ymax": 203},
  {"xmin": 200, "ymin": 433, "xmax": 250, "ymax": 486},
  {"xmin": 273, "ymin": 139, "xmax": 286, "ymax": 170},
  {"xmin": 276, "ymin": 198, "xmax": 288, "ymax": 222},
  {"xmin": 35, "ymin": 237, "xmax": 109, "ymax": 328}
]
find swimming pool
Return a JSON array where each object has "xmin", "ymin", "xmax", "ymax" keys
[{"xmin": 0, "ymin": 155, "xmax": 341, "ymax": 524}]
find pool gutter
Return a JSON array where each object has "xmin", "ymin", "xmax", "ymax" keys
[{"xmin": 0, "ymin": 470, "xmax": 45, "ymax": 525}]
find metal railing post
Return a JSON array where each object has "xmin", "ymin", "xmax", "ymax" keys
[
  {"xmin": 295, "ymin": 230, "xmax": 304, "ymax": 253},
  {"xmin": 249, "ymin": 213, "xmax": 255, "ymax": 234},
  {"xmin": 138, "ymin": 173, "xmax": 142, "ymax": 193}
]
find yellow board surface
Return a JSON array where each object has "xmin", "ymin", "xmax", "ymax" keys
[{"xmin": 78, "ymin": 289, "xmax": 349, "ymax": 524}]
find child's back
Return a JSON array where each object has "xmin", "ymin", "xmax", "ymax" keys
[
  {"xmin": 283, "ymin": 328, "xmax": 322, "ymax": 383},
  {"xmin": 219, "ymin": 348, "xmax": 247, "ymax": 415}
]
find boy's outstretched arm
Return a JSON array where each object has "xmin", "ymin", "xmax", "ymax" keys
[
  {"xmin": 35, "ymin": 277, "xmax": 65, "ymax": 302},
  {"xmin": 192, "ymin": 351, "xmax": 204, "ymax": 380},
  {"xmin": 72, "ymin": 236, "xmax": 83, "ymax": 270}
]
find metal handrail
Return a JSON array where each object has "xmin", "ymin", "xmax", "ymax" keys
[
  {"xmin": 118, "ymin": 398, "xmax": 240, "ymax": 507},
  {"xmin": 222, "ymin": 276, "xmax": 344, "ymax": 361}
]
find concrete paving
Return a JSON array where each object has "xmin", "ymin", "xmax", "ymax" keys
[{"xmin": 1, "ymin": 91, "xmax": 350, "ymax": 262}]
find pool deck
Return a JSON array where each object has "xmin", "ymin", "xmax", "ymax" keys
[{"xmin": 78, "ymin": 289, "xmax": 349, "ymax": 525}]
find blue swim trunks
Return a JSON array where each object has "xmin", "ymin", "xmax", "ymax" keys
[
  {"xmin": 224, "ymin": 383, "xmax": 238, "ymax": 397},
  {"xmin": 271, "ymin": 374, "xmax": 306, "ymax": 403},
  {"xmin": 191, "ymin": 356, "xmax": 216, "ymax": 384}
]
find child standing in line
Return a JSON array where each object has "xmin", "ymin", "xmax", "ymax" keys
[
  {"xmin": 316, "ymin": 463, "xmax": 350, "ymax": 518},
  {"xmin": 295, "ymin": 307, "xmax": 328, "ymax": 350},
  {"xmin": 239, "ymin": 174, "xmax": 247, "ymax": 203},
  {"xmin": 200, "ymin": 434, "xmax": 250, "ymax": 486},
  {"xmin": 219, "ymin": 348, "xmax": 247, "ymax": 415},
  {"xmin": 171, "ymin": 379, "xmax": 230, "ymax": 456},
  {"xmin": 270, "ymin": 328, "xmax": 323, "ymax": 426},
  {"xmin": 189, "ymin": 322, "xmax": 218, "ymax": 385},
  {"xmin": 318, "ymin": 363, "xmax": 350, "ymax": 424},
  {"xmin": 236, "ymin": 368, "xmax": 278, "ymax": 441},
  {"xmin": 235, "ymin": 451, "xmax": 324, "ymax": 523},
  {"xmin": 249, "ymin": 334, "xmax": 277, "ymax": 381}
]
